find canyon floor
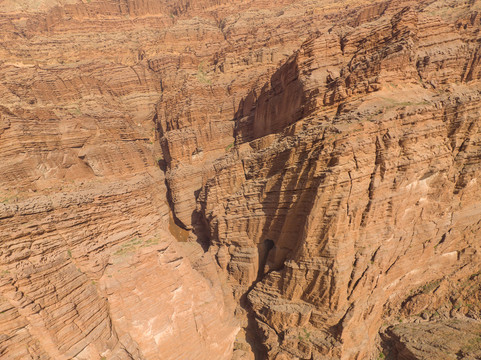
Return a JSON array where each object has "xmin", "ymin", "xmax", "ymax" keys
[{"xmin": 0, "ymin": 0, "xmax": 481, "ymax": 359}]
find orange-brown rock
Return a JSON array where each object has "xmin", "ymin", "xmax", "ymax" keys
[
  {"xmin": 197, "ymin": 2, "xmax": 481, "ymax": 359},
  {"xmin": 1, "ymin": 0, "xmax": 481, "ymax": 359},
  {"xmin": 0, "ymin": 0, "xmax": 241, "ymax": 357},
  {"xmin": 382, "ymin": 319, "xmax": 481, "ymax": 359}
]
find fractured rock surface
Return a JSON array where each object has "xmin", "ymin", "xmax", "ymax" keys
[
  {"xmin": 382, "ymin": 319, "xmax": 481, "ymax": 360},
  {"xmin": 1, "ymin": 0, "xmax": 481, "ymax": 359}
]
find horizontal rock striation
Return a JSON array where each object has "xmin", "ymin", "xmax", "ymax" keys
[
  {"xmin": 198, "ymin": 2, "xmax": 481, "ymax": 359},
  {"xmin": 1, "ymin": 0, "xmax": 481, "ymax": 359},
  {"xmin": 0, "ymin": 0, "xmax": 239, "ymax": 358}
]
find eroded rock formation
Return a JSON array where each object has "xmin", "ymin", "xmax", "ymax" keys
[{"xmin": 1, "ymin": 0, "xmax": 481, "ymax": 359}]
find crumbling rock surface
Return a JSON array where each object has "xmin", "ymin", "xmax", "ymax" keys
[
  {"xmin": 382, "ymin": 319, "xmax": 481, "ymax": 360},
  {"xmin": 197, "ymin": 2, "xmax": 481, "ymax": 359},
  {"xmin": 1, "ymin": 0, "xmax": 481, "ymax": 359},
  {"xmin": 0, "ymin": 0, "xmax": 240, "ymax": 358}
]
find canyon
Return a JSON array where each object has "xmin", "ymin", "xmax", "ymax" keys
[{"xmin": 0, "ymin": 0, "xmax": 481, "ymax": 359}]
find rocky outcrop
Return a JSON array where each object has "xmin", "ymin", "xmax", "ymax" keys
[
  {"xmin": 382, "ymin": 319, "xmax": 481, "ymax": 360},
  {"xmin": 1, "ymin": 0, "xmax": 481, "ymax": 359},
  {"xmin": 196, "ymin": 2, "xmax": 481, "ymax": 359},
  {"xmin": 0, "ymin": 0, "xmax": 239, "ymax": 358}
]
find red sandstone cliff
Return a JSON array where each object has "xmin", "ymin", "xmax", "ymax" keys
[{"xmin": 1, "ymin": 0, "xmax": 481, "ymax": 359}]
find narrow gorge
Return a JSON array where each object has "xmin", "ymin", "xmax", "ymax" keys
[{"xmin": 0, "ymin": 0, "xmax": 480, "ymax": 359}]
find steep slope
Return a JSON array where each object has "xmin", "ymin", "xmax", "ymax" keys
[
  {"xmin": 1, "ymin": 0, "xmax": 481, "ymax": 359},
  {"xmin": 0, "ymin": 0, "xmax": 240, "ymax": 358},
  {"xmin": 197, "ymin": 3, "xmax": 481, "ymax": 359}
]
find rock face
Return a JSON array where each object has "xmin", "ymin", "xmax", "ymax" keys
[
  {"xmin": 195, "ymin": 1, "xmax": 481, "ymax": 359},
  {"xmin": 1, "ymin": 0, "xmax": 481, "ymax": 359},
  {"xmin": 0, "ymin": 0, "xmax": 239, "ymax": 358},
  {"xmin": 382, "ymin": 319, "xmax": 481, "ymax": 360}
]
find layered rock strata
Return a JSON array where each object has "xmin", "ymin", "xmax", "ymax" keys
[
  {"xmin": 0, "ymin": 0, "xmax": 240, "ymax": 357},
  {"xmin": 1, "ymin": 0, "xmax": 481, "ymax": 359},
  {"xmin": 195, "ymin": 3, "xmax": 481, "ymax": 359}
]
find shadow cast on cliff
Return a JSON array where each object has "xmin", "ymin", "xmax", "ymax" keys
[
  {"xmin": 227, "ymin": 54, "xmax": 348, "ymax": 355},
  {"xmin": 233, "ymin": 54, "xmax": 307, "ymax": 143}
]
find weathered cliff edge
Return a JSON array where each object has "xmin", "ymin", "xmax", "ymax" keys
[
  {"xmin": 1, "ymin": 0, "xmax": 481, "ymax": 359},
  {"xmin": 201, "ymin": 5, "xmax": 481, "ymax": 358}
]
